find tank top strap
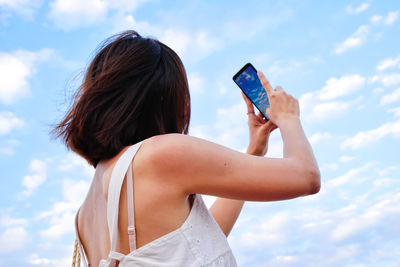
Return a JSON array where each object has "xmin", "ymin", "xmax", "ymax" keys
[
  {"xmin": 126, "ymin": 161, "xmax": 136, "ymax": 252},
  {"xmin": 107, "ymin": 141, "xmax": 143, "ymax": 252}
]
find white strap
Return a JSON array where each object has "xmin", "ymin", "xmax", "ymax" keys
[
  {"xmin": 126, "ymin": 162, "xmax": 136, "ymax": 251},
  {"xmin": 107, "ymin": 142, "xmax": 143, "ymax": 251}
]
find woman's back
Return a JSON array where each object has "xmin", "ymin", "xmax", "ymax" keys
[
  {"xmin": 76, "ymin": 138, "xmax": 237, "ymax": 266},
  {"xmin": 77, "ymin": 141, "xmax": 195, "ymax": 265}
]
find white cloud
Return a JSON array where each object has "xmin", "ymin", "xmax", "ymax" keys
[
  {"xmin": 321, "ymin": 162, "xmax": 339, "ymax": 172},
  {"xmin": 370, "ymin": 73, "xmax": 400, "ymax": 87},
  {"xmin": 385, "ymin": 11, "xmax": 399, "ymax": 25},
  {"xmin": 0, "ymin": 138, "xmax": 20, "ymax": 155},
  {"xmin": 265, "ymin": 131, "xmax": 283, "ymax": 158},
  {"xmin": 47, "ymin": 0, "xmax": 149, "ymax": 30},
  {"xmin": 378, "ymin": 165, "xmax": 399, "ymax": 177},
  {"xmin": 221, "ymin": 8, "xmax": 293, "ymax": 42},
  {"xmin": 188, "ymin": 73, "xmax": 205, "ymax": 94},
  {"xmin": 332, "ymin": 192, "xmax": 400, "ymax": 241},
  {"xmin": 189, "ymin": 124, "xmax": 213, "ymax": 141},
  {"xmin": 0, "ymin": 214, "xmax": 28, "ymax": 227},
  {"xmin": 300, "ymin": 92, "xmax": 361, "ymax": 123},
  {"xmin": 380, "ymin": 88, "xmax": 400, "ymax": 105},
  {"xmin": 341, "ymin": 119, "xmax": 400, "ymax": 149},
  {"xmin": 335, "ymin": 25, "xmax": 369, "ymax": 54},
  {"xmin": 388, "ymin": 107, "xmax": 400, "ymax": 118},
  {"xmin": 251, "ymin": 56, "xmax": 319, "ymax": 80},
  {"xmin": 373, "ymin": 87, "xmax": 384, "ymax": 94},
  {"xmin": 48, "ymin": 0, "xmax": 107, "ymax": 30},
  {"xmin": 369, "ymin": 11, "xmax": 398, "ymax": 26},
  {"xmin": 346, "ymin": 2, "xmax": 370, "ymax": 15},
  {"xmin": 0, "ymin": 111, "xmax": 23, "ymax": 135},
  {"xmin": 158, "ymin": 28, "xmax": 223, "ymax": 62},
  {"xmin": 0, "ymin": 226, "xmax": 29, "ymax": 254},
  {"xmin": 238, "ymin": 212, "xmax": 291, "ymax": 247},
  {"xmin": 214, "ymin": 102, "xmax": 247, "ymax": 149},
  {"xmin": 21, "ymin": 158, "xmax": 48, "ymax": 197},
  {"xmin": 318, "ymin": 74, "xmax": 365, "ymax": 100},
  {"xmin": 0, "ymin": 49, "xmax": 52, "ymax": 104},
  {"xmin": 58, "ymin": 152, "xmax": 94, "ymax": 178},
  {"xmin": 189, "ymin": 102, "xmax": 249, "ymax": 151},
  {"xmin": 380, "ymin": 73, "xmax": 400, "ymax": 86},
  {"xmin": 28, "ymin": 253, "xmax": 70, "ymax": 266},
  {"xmin": 376, "ymin": 55, "xmax": 400, "ymax": 71},
  {"xmin": 37, "ymin": 179, "xmax": 89, "ymax": 240},
  {"xmin": 370, "ymin": 15, "xmax": 383, "ymax": 23},
  {"xmin": 0, "ymin": 0, "xmax": 42, "ymax": 18},
  {"xmin": 217, "ymin": 83, "xmax": 228, "ymax": 95},
  {"xmin": 327, "ymin": 163, "xmax": 372, "ymax": 188},
  {"xmin": 339, "ymin": 155, "xmax": 356, "ymax": 163},
  {"xmin": 309, "ymin": 132, "xmax": 332, "ymax": 146},
  {"xmin": 113, "ymin": 15, "xmax": 223, "ymax": 62},
  {"xmin": 0, "ymin": 213, "xmax": 30, "ymax": 253}
]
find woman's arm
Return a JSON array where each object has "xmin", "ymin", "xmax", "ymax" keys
[
  {"xmin": 209, "ymin": 198, "xmax": 244, "ymax": 237},
  {"xmin": 209, "ymin": 95, "xmax": 278, "ymax": 236},
  {"xmin": 138, "ymin": 71, "xmax": 320, "ymax": 202}
]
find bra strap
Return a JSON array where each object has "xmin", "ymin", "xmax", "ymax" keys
[
  {"xmin": 126, "ymin": 162, "xmax": 136, "ymax": 252},
  {"xmin": 107, "ymin": 142, "xmax": 143, "ymax": 251}
]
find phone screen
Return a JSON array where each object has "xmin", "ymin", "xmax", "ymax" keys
[{"xmin": 233, "ymin": 63, "xmax": 270, "ymax": 120}]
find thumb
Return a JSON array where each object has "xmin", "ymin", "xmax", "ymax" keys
[{"xmin": 261, "ymin": 120, "xmax": 277, "ymax": 134}]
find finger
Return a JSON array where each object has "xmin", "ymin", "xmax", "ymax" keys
[
  {"xmin": 262, "ymin": 120, "xmax": 278, "ymax": 133},
  {"xmin": 256, "ymin": 112, "xmax": 266, "ymax": 123},
  {"xmin": 265, "ymin": 107, "xmax": 272, "ymax": 119},
  {"xmin": 268, "ymin": 121, "xmax": 278, "ymax": 131},
  {"xmin": 257, "ymin": 71, "xmax": 273, "ymax": 95},
  {"xmin": 241, "ymin": 92, "xmax": 255, "ymax": 113},
  {"xmin": 274, "ymin": 85, "xmax": 283, "ymax": 92}
]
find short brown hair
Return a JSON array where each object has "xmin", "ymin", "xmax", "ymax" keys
[{"xmin": 53, "ymin": 30, "xmax": 191, "ymax": 167}]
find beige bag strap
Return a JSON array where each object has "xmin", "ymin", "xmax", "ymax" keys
[{"xmin": 72, "ymin": 239, "xmax": 81, "ymax": 267}]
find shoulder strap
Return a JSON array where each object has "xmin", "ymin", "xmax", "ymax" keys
[
  {"xmin": 126, "ymin": 162, "xmax": 136, "ymax": 252},
  {"xmin": 107, "ymin": 141, "xmax": 143, "ymax": 252}
]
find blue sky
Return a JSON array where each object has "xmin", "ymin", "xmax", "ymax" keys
[{"xmin": 1, "ymin": 0, "xmax": 400, "ymax": 266}]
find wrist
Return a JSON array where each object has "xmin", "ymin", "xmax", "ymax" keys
[
  {"xmin": 275, "ymin": 115, "xmax": 301, "ymax": 129},
  {"xmin": 246, "ymin": 146, "xmax": 266, "ymax": 156}
]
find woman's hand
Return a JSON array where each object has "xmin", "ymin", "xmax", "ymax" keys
[
  {"xmin": 257, "ymin": 71, "xmax": 300, "ymax": 127},
  {"xmin": 242, "ymin": 92, "xmax": 277, "ymax": 156}
]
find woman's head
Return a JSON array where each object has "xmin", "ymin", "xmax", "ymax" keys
[{"xmin": 53, "ymin": 30, "xmax": 191, "ymax": 167}]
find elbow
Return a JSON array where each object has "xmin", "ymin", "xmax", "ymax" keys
[{"xmin": 305, "ymin": 166, "xmax": 321, "ymax": 195}]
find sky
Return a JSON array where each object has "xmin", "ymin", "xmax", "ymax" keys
[{"xmin": 0, "ymin": 0, "xmax": 400, "ymax": 266}]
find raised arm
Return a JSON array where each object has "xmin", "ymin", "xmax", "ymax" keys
[
  {"xmin": 209, "ymin": 90, "xmax": 278, "ymax": 236},
  {"xmin": 138, "ymin": 71, "xmax": 320, "ymax": 202}
]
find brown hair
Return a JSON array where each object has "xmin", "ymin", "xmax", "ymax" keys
[{"xmin": 53, "ymin": 30, "xmax": 191, "ymax": 167}]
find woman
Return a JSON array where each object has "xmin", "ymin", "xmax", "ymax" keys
[{"xmin": 54, "ymin": 30, "xmax": 320, "ymax": 266}]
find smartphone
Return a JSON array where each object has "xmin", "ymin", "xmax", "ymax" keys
[{"xmin": 233, "ymin": 63, "xmax": 270, "ymax": 120}]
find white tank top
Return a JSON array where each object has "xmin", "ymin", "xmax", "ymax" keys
[{"xmin": 74, "ymin": 141, "xmax": 238, "ymax": 266}]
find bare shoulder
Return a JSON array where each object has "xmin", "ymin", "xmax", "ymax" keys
[
  {"xmin": 142, "ymin": 133, "xmax": 208, "ymax": 149},
  {"xmin": 133, "ymin": 134, "xmax": 211, "ymax": 194},
  {"xmin": 139, "ymin": 133, "xmax": 221, "ymax": 160},
  {"xmin": 136, "ymin": 133, "xmax": 236, "ymax": 177}
]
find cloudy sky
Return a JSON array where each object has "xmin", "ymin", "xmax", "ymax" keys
[{"xmin": 1, "ymin": 0, "xmax": 399, "ymax": 266}]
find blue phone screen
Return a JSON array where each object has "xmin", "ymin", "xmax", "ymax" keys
[{"xmin": 234, "ymin": 65, "xmax": 270, "ymax": 119}]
